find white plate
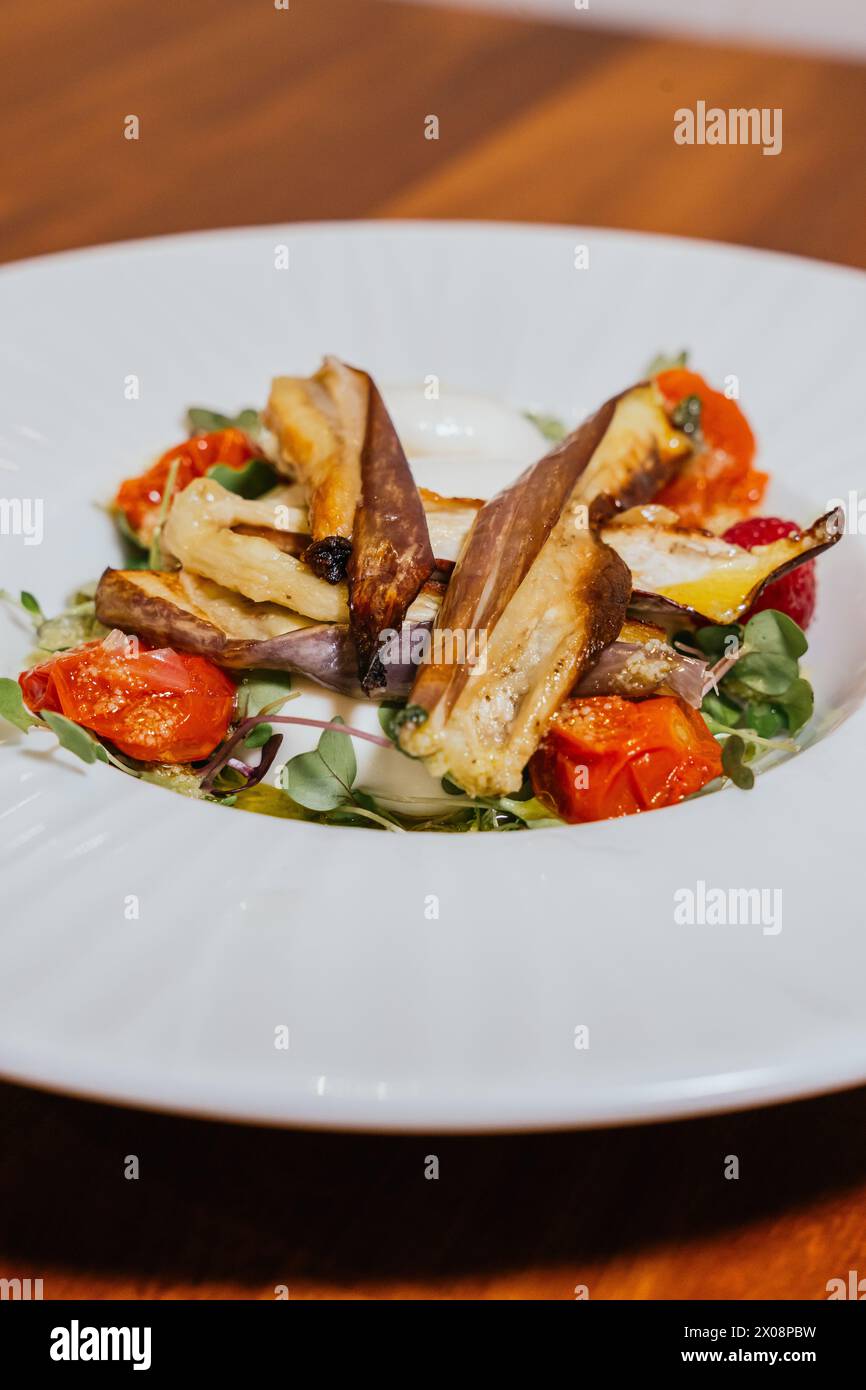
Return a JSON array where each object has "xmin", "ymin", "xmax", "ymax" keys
[{"xmin": 1, "ymin": 222, "xmax": 865, "ymax": 1132}]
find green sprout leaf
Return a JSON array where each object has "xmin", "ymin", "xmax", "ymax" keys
[
  {"xmin": 147, "ymin": 455, "xmax": 181, "ymax": 571},
  {"xmin": 244, "ymin": 723, "xmax": 273, "ymax": 749},
  {"xmin": 20, "ymin": 591, "xmax": 44, "ymax": 623},
  {"xmin": 671, "ymin": 393, "xmax": 702, "ymax": 438},
  {"xmin": 317, "ymin": 719, "xmax": 357, "ymax": 788},
  {"xmin": 235, "ymin": 671, "xmax": 294, "ymax": 720},
  {"xmin": 281, "ymin": 718, "xmax": 357, "ymax": 812},
  {"xmin": 40, "ymin": 710, "xmax": 109, "ymax": 765},
  {"xmin": 113, "ymin": 512, "xmax": 152, "ymax": 569},
  {"xmin": 378, "ymin": 702, "xmax": 427, "ymax": 745},
  {"xmin": 0, "ymin": 677, "xmax": 38, "ymax": 732},
  {"xmin": 1, "ymin": 589, "xmax": 45, "ymax": 629},
  {"xmin": 524, "ymin": 411, "xmax": 568, "ymax": 443},
  {"xmin": 701, "ymin": 690, "xmax": 742, "ymax": 728},
  {"xmin": 721, "ymin": 734, "xmax": 755, "ymax": 790},
  {"xmin": 774, "ymin": 677, "xmax": 814, "ymax": 734},
  {"xmin": 206, "ymin": 457, "xmax": 278, "ymax": 499},
  {"xmin": 187, "ymin": 406, "xmax": 260, "ymax": 434},
  {"xmin": 726, "ymin": 651, "xmax": 799, "ymax": 698},
  {"xmin": 743, "ymin": 609, "xmax": 808, "ymax": 660},
  {"xmin": 693, "ymin": 623, "xmax": 743, "ymax": 660},
  {"xmin": 645, "ymin": 349, "xmax": 689, "ymax": 376},
  {"xmin": 737, "ymin": 701, "xmax": 786, "ymax": 740}
]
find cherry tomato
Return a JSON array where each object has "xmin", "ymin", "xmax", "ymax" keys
[
  {"xmin": 20, "ymin": 638, "xmax": 236, "ymax": 763},
  {"xmin": 114, "ymin": 428, "xmax": 255, "ymax": 543},
  {"xmin": 654, "ymin": 369, "xmax": 768, "ymax": 530},
  {"xmin": 530, "ymin": 695, "xmax": 723, "ymax": 823}
]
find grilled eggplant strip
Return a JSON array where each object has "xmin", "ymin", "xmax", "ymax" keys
[
  {"xmin": 94, "ymin": 569, "xmax": 436, "ymax": 701},
  {"xmin": 95, "ymin": 568, "xmax": 701, "ymax": 709},
  {"xmin": 400, "ymin": 520, "xmax": 631, "ymax": 796},
  {"xmin": 573, "ymin": 639, "xmax": 707, "ymax": 707},
  {"xmin": 163, "ymin": 478, "xmax": 347, "ymax": 621},
  {"xmin": 396, "ymin": 384, "xmax": 691, "ymax": 794},
  {"xmin": 347, "ymin": 380, "xmax": 435, "ymax": 691},
  {"xmin": 265, "ymin": 358, "xmax": 368, "ymax": 581},
  {"xmin": 602, "ymin": 506, "xmax": 843, "ymax": 625},
  {"xmin": 265, "ymin": 358, "xmax": 435, "ymax": 687}
]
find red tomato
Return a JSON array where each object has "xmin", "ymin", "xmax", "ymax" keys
[
  {"xmin": 114, "ymin": 428, "xmax": 255, "ymax": 542},
  {"xmin": 654, "ymin": 369, "xmax": 768, "ymax": 530},
  {"xmin": 20, "ymin": 639, "xmax": 236, "ymax": 763},
  {"xmin": 530, "ymin": 695, "xmax": 723, "ymax": 823}
]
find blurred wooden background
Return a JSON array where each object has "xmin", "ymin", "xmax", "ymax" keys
[
  {"xmin": 1, "ymin": 0, "xmax": 864, "ymax": 267},
  {"xmin": 1, "ymin": 0, "xmax": 865, "ymax": 1301}
]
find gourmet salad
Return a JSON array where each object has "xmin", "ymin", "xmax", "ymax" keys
[{"xmin": 0, "ymin": 353, "xmax": 842, "ymax": 832}]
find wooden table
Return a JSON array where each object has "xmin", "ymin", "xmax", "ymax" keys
[{"xmin": 1, "ymin": 0, "xmax": 865, "ymax": 1301}]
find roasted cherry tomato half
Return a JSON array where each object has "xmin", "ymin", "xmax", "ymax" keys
[
  {"xmin": 114, "ymin": 428, "xmax": 256, "ymax": 543},
  {"xmin": 20, "ymin": 637, "xmax": 236, "ymax": 763},
  {"xmin": 530, "ymin": 695, "xmax": 723, "ymax": 823},
  {"xmin": 654, "ymin": 369, "xmax": 768, "ymax": 531}
]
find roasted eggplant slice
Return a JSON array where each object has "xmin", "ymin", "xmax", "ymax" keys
[
  {"xmin": 573, "ymin": 639, "xmax": 707, "ymax": 707},
  {"xmin": 396, "ymin": 383, "xmax": 687, "ymax": 796},
  {"xmin": 347, "ymin": 380, "xmax": 435, "ymax": 691},
  {"xmin": 418, "ymin": 488, "xmax": 484, "ymax": 573},
  {"xmin": 602, "ymin": 506, "xmax": 843, "ymax": 625},
  {"xmin": 94, "ymin": 568, "xmax": 435, "ymax": 700},
  {"xmin": 162, "ymin": 478, "xmax": 347, "ymax": 622},
  {"xmin": 265, "ymin": 357, "xmax": 368, "ymax": 580},
  {"xmin": 265, "ymin": 358, "xmax": 434, "ymax": 688}
]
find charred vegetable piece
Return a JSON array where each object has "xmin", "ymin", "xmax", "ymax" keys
[
  {"xmin": 19, "ymin": 637, "xmax": 235, "ymax": 763},
  {"xmin": 265, "ymin": 358, "xmax": 434, "ymax": 688},
  {"xmin": 162, "ymin": 479, "xmax": 346, "ymax": 622},
  {"xmin": 113, "ymin": 429, "xmax": 257, "ymax": 545},
  {"xmin": 603, "ymin": 507, "xmax": 842, "ymax": 626},
  {"xmin": 265, "ymin": 358, "xmax": 368, "ymax": 580},
  {"xmin": 530, "ymin": 695, "xmax": 723, "ymax": 822},
  {"xmin": 93, "ymin": 568, "xmax": 435, "ymax": 700},
  {"xmin": 653, "ymin": 369, "xmax": 768, "ymax": 530},
  {"xmin": 396, "ymin": 384, "xmax": 691, "ymax": 796},
  {"xmin": 347, "ymin": 380, "xmax": 435, "ymax": 690},
  {"xmin": 573, "ymin": 639, "xmax": 707, "ymax": 707}
]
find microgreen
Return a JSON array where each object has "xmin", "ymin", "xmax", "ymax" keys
[
  {"xmin": 235, "ymin": 671, "xmax": 295, "ymax": 721},
  {"xmin": 524, "ymin": 411, "xmax": 568, "ymax": 443},
  {"xmin": 40, "ymin": 710, "xmax": 109, "ymax": 765},
  {"xmin": 113, "ymin": 512, "xmax": 152, "ymax": 569},
  {"xmin": 206, "ymin": 457, "xmax": 278, "ymax": 499},
  {"xmin": 0, "ymin": 677, "xmax": 38, "ymax": 732},
  {"xmin": 721, "ymin": 734, "xmax": 755, "ymax": 790},
  {"xmin": 1, "ymin": 589, "xmax": 44, "ymax": 629},
  {"xmin": 147, "ymin": 455, "xmax": 181, "ymax": 570},
  {"xmin": 378, "ymin": 701, "xmax": 428, "ymax": 747},
  {"xmin": 696, "ymin": 609, "xmax": 814, "ymax": 790},
  {"xmin": 186, "ymin": 407, "xmax": 260, "ymax": 435},
  {"xmin": 645, "ymin": 349, "xmax": 689, "ymax": 376},
  {"xmin": 671, "ymin": 394, "xmax": 702, "ymax": 438}
]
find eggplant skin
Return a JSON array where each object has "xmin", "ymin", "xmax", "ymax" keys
[
  {"xmin": 606, "ymin": 506, "xmax": 843, "ymax": 627},
  {"xmin": 94, "ymin": 568, "xmax": 423, "ymax": 700},
  {"xmin": 348, "ymin": 381, "xmax": 435, "ymax": 692},
  {"xmin": 399, "ymin": 520, "xmax": 631, "ymax": 797}
]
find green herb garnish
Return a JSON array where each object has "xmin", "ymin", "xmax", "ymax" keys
[
  {"xmin": 524, "ymin": 411, "xmax": 568, "ymax": 443},
  {"xmin": 645, "ymin": 349, "xmax": 689, "ymax": 376},
  {"xmin": 187, "ymin": 406, "xmax": 260, "ymax": 434},
  {"xmin": 207, "ymin": 457, "xmax": 278, "ymax": 499},
  {"xmin": 671, "ymin": 393, "xmax": 702, "ymax": 438},
  {"xmin": 0, "ymin": 677, "xmax": 38, "ymax": 732},
  {"xmin": 698, "ymin": 609, "xmax": 814, "ymax": 790}
]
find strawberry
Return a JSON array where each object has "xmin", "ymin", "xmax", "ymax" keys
[{"xmin": 722, "ymin": 517, "xmax": 816, "ymax": 629}]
